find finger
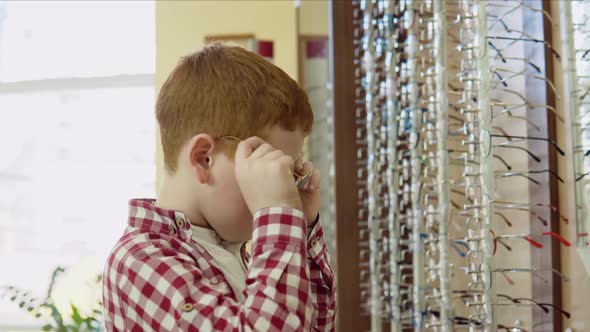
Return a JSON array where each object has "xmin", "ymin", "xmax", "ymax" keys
[
  {"xmin": 262, "ymin": 149, "xmax": 285, "ymax": 161},
  {"xmin": 300, "ymin": 161, "xmax": 313, "ymax": 174},
  {"xmin": 294, "ymin": 160, "xmax": 310, "ymax": 177},
  {"xmin": 301, "ymin": 162, "xmax": 314, "ymax": 186},
  {"xmin": 308, "ymin": 169, "xmax": 320, "ymax": 190},
  {"xmin": 298, "ymin": 168, "xmax": 318, "ymax": 192},
  {"xmin": 301, "ymin": 176, "xmax": 311, "ymax": 191},
  {"xmin": 277, "ymin": 155, "xmax": 295, "ymax": 171},
  {"xmin": 249, "ymin": 143, "xmax": 275, "ymax": 160},
  {"xmin": 294, "ymin": 155, "xmax": 304, "ymax": 172},
  {"xmin": 235, "ymin": 136, "xmax": 266, "ymax": 161}
]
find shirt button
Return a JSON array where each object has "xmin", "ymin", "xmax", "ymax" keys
[
  {"xmin": 182, "ymin": 303, "xmax": 194, "ymax": 312},
  {"xmin": 168, "ymin": 224, "xmax": 176, "ymax": 235},
  {"xmin": 176, "ymin": 217, "xmax": 185, "ymax": 229},
  {"xmin": 311, "ymin": 239, "xmax": 319, "ymax": 248}
]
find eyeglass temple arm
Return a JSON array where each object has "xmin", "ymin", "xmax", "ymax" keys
[
  {"xmin": 491, "ymin": 134, "xmax": 565, "ymax": 156},
  {"xmin": 494, "ymin": 145, "xmax": 541, "ymax": 162}
]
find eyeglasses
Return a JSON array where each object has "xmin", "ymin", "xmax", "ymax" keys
[
  {"xmin": 495, "ymin": 170, "xmax": 564, "ymax": 185},
  {"xmin": 490, "ymin": 230, "xmax": 571, "ymax": 254},
  {"xmin": 491, "ymin": 88, "xmax": 565, "ymax": 123},
  {"xmin": 491, "ymin": 67, "xmax": 561, "ymax": 99},
  {"xmin": 472, "ymin": 133, "xmax": 566, "ymax": 166},
  {"xmin": 487, "ymin": 1, "xmax": 555, "ymax": 32},
  {"xmin": 453, "ymin": 290, "xmax": 570, "ymax": 319},
  {"xmin": 351, "ymin": 0, "xmax": 571, "ymax": 326},
  {"xmin": 487, "ymin": 35, "xmax": 561, "ymax": 62},
  {"xmin": 494, "ymin": 200, "xmax": 569, "ymax": 224},
  {"xmin": 218, "ymin": 136, "xmax": 313, "ymax": 190}
]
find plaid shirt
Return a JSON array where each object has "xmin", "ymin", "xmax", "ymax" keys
[{"xmin": 102, "ymin": 199, "xmax": 336, "ymax": 331}]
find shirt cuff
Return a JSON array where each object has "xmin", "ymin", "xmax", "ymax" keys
[
  {"xmin": 307, "ymin": 213, "xmax": 320, "ymax": 238},
  {"xmin": 252, "ymin": 207, "xmax": 307, "ymax": 248},
  {"xmin": 306, "ymin": 216, "xmax": 328, "ymax": 260}
]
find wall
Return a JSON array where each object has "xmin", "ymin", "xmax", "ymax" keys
[
  {"xmin": 298, "ymin": 0, "xmax": 329, "ymax": 36},
  {"xmin": 155, "ymin": 0, "xmax": 298, "ymax": 187}
]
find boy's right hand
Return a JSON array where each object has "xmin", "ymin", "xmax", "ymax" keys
[{"xmin": 235, "ymin": 136, "xmax": 303, "ymax": 214}]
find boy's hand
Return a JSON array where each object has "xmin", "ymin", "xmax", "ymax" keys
[
  {"xmin": 296, "ymin": 160, "xmax": 320, "ymax": 226},
  {"xmin": 235, "ymin": 137, "xmax": 303, "ymax": 214}
]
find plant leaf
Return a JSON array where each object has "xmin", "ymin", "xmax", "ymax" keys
[
  {"xmin": 70, "ymin": 303, "xmax": 83, "ymax": 325},
  {"xmin": 46, "ymin": 266, "xmax": 65, "ymax": 300},
  {"xmin": 45, "ymin": 302, "xmax": 64, "ymax": 327}
]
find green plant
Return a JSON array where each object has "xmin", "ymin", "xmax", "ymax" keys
[{"xmin": 1, "ymin": 266, "xmax": 104, "ymax": 332}]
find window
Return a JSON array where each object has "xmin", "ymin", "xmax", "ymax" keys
[{"xmin": 0, "ymin": 2, "xmax": 155, "ymax": 328}]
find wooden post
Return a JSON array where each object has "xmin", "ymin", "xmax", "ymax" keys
[
  {"xmin": 330, "ymin": 1, "xmax": 370, "ymax": 331},
  {"xmin": 524, "ymin": 1, "xmax": 562, "ymax": 331}
]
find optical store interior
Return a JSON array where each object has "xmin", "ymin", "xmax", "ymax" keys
[{"xmin": 1, "ymin": 1, "xmax": 590, "ymax": 331}]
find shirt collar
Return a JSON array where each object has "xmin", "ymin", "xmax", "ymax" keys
[
  {"xmin": 190, "ymin": 224, "xmax": 222, "ymax": 245},
  {"xmin": 127, "ymin": 198, "xmax": 193, "ymax": 240},
  {"xmin": 190, "ymin": 223, "xmax": 246, "ymax": 252},
  {"xmin": 127, "ymin": 199, "xmax": 249, "ymax": 249}
]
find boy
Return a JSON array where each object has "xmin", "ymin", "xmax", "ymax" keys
[{"xmin": 102, "ymin": 44, "xmax": 336, "ymax": 331}]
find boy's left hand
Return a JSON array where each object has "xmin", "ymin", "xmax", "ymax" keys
[{"xmin": 296, "ymin": 160, "xmax": 320, "ymax": 226}]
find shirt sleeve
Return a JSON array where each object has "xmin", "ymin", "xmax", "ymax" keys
[
  {"xmin": 306, "ymin": 217, "xmax": 337, "ymax": 331},
  {"xmin": 105, "ymin": 207, "xmax": 312, "ymax": 332}
]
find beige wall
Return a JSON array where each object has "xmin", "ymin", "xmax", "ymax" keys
[
  {"xmin": 299, "ymin": 0, "xmax": 329, "ymax": 36},
  {"xmin": 155, "ymin": 0, "xmax": 298, "ymax": 187}
]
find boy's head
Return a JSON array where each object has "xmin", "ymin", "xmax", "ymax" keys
[{"xmin": 156, "ymin": 43, "xmax": 313, "ymax": 242}]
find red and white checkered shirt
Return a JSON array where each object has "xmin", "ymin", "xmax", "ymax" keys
[{"xmin": 102, "ymin": 199, "xmax": 336, "ymax": 331}]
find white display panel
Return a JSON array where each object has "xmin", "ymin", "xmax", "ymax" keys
[{"xmin": 0, "ymin": 2, "xmax": 155, "ymax": 328}]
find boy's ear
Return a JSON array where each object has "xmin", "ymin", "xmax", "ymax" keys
[{"xmin": 187, "ymin": 134, "xmax": 215, "ymax": 184}]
